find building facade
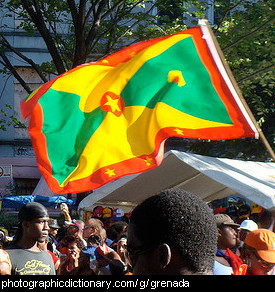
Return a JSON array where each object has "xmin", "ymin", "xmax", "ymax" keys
[{"xmin": 0, "ymin": 6, "xmax": 51, "ymax": 195}]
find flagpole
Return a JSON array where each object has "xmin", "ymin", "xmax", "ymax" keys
[{"xmin": 199, "ymin": 19, "xmax": 275, "ymax": 161}]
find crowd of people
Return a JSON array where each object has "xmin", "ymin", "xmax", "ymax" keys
[
  {"xmin": 210, "ymin": 198, "xmax": 264, "ymax": 224},
  {"xmin": 0, "ymin": 188, "xmax": 274, "ymax": 275}
]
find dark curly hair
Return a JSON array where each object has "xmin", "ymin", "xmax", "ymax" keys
[{"xmin": 130, "ymin": 188, "xmax": 217, "ymax": 274}]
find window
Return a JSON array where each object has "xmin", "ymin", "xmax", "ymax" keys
[
  {"xmin": 14, "ymin": 178, "xmax": 39, "ymax": 195},
  {"xmin": 14, "ymin": 67, "xmax": 46, "ymax": 139}
]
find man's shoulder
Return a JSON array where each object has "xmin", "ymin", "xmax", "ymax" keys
[
  {"xmin": 6, "ymin": 246, "xmax": 51, "ymax": 259},
  {"xmin": 5, "ymin": 245, "xmax": 21, "ymax": 255}
]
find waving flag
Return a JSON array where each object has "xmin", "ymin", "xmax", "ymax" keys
[{"xmin": 21, "ymin": 20, "xmax": 258, "ymax": 194}]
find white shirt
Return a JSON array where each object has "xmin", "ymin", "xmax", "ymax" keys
[{"xmin": 213, "ymin": 260, "xmax": 233, "ymax": 275}]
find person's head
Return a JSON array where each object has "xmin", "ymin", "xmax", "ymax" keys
[
  {"xmin": 88, "ymin": 234, "xmax": 104, "ymax": 247},
  {"xmin": 83, "ymin": 218, "xmax": 106, "ymax": 241},
  {"xmin": 48, "ymin": 219, "xmax": 60, "ymax": 237},
  {"xmin": 238, "ymin": 219, "xmax": 258, "ymax": 242},
  {"xmin": 215, "ymin": 214, "xmax": 239, "ymax": 249},
  {"xmin": 107, "ymin": 221, "xmax": 128, "ymax": 242},
  {"xmin": 258, "ymin": 210, "xmax": 273, "ymax": 229},
  {"xmin": 127, "ymin": 189, "xmax": 217, "ymax": 275},
  {"xmin": 242, "ymin": 229, "xmax": 275, "ymax": 275},
  {"xmin": 16, "ymin": 202, "xmax": 50, "ymax": 244},
  {"xmin": 59, "ymin": 235, "xmax": 79, "ymax": 259},
  {"xmin": 66, "ymin": 220, "xmax": 84, "ymax": 240}
]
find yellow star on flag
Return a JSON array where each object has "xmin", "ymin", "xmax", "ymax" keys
[
  {"xmin": 104, "ymin": 95, "xmax": 121, "ymax": 113},
  {"xmin": 105, "ymin": 168, "xmax": 116, "ymax": 177},
  {"xmin": 174, "ymin": 128, "xmax": 184, "ymax": 135}
]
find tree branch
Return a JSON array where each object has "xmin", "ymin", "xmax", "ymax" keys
[
  {"xmin": 0, "ymin": 52, "xmax": 32, "ymax": 94},
  {"xmin": 237, "ymin": 64, "xmax": 275, "ymax": 83},
  {"xmin": 67, "ymin": 0, "xmax": 78, "ymax": 27},
  {"xmin": 84, "ymin": 0, "xmax": 108, "ymax": 50},
  {"xmin": 101, "ymin": 0, "xmax": 126, "ymax": 22},
  {"xmin": 84, "ymin": 0, "xmax": 101, "ymax": 27},
  {"xmin": 78, "ymin": 0, "xmax": 87, "ymax": 26},
  {"xmin": 213, "ymin": 0, "xmax": 243, "ymax": 35},
  {"xmin": 222, "ymin": 17, "xmax": 274, "ymax": 51},
  {"xmin": 87, "ymin": 0, "xmax": 159, "ymax": 59},
  {"xmin": 116, "ymin": 1, "xmax": 158, "ymax": 43},
  {"xmin": 0, "ymin": 33, "xmax": 48, "ymax": 83},
  {"xmin": 21, "ymin": 0, "xmax": 66, "ymax": 74}
]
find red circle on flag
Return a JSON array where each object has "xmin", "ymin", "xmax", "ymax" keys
[{"xmin": 100, "ymin": 91, "xmax": 124, "ymax": 117}]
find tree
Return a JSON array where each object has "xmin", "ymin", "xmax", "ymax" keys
[
  {"xmin": 220, "ymin": 0, "xmax": 274, "ymax": 157},
  {"xmin": 168, "ymin": 0, "xmax": 274, "ymax": 161}
]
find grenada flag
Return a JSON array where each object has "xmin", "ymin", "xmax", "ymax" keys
[{"xmin": 21, "ymin": 20, "xmax": 258, "ymax": 194}]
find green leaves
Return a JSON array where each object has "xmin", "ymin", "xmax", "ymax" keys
[{"xmin": 0, "ymin": 104, "xmax": 26, "ymax": 131}]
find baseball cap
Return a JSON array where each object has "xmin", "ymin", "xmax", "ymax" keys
[
  {"xmin": 113, "ymin": 208, "xmax": 124, "ymax": 221},
  {"xmin": 92, "ymin": 206, "xmax": 103, "ymax": 218},
  {"xmin": 214, "ymin": 214, "xmax": 240, "ymax": 228},
  {"xmin": 48, "ymin": 219, "xmax": 60, "ymax": 229},
  {"xmin": 239, "ymin": 220, "xmax": 258, "ymax": 232},
  {"xmin": 245, "ymin": 229, "xmax": 275, "ymax": 263},
  {"xmin": 102, "ymin": 207, "xmax": 112, "ymax": 218}
]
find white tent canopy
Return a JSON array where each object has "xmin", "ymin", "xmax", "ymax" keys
[
  {"xmin": 32, "ymin": 176, "xmax": 57, "ymax": 197},
  {"xmin": 78, "ymin": 150, "xmax": 275, "ymax": 213}
]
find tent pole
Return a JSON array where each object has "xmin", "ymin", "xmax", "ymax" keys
[{"xmin": 200, "ymin": 19, "xmax": 275, "ymax": 161}]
